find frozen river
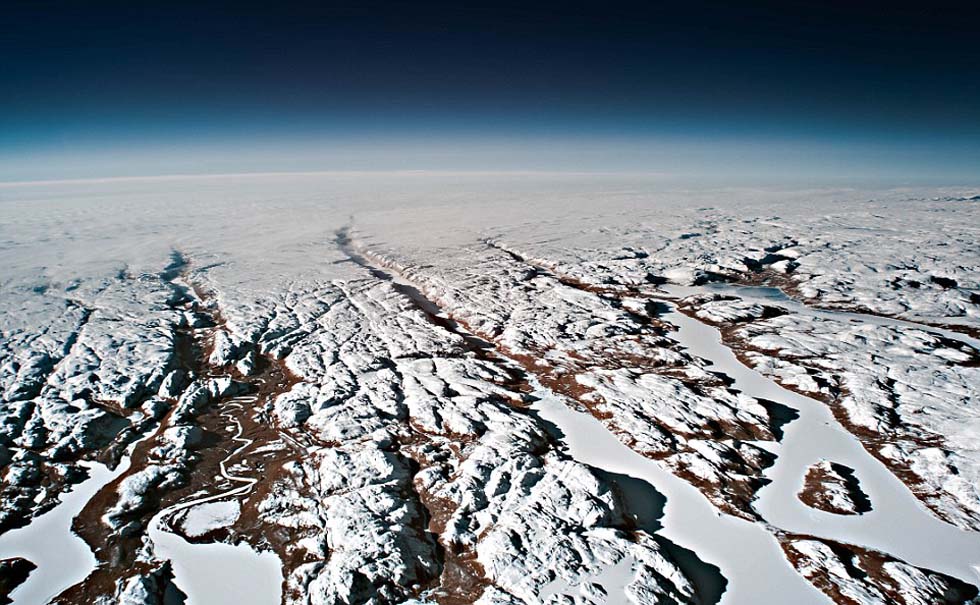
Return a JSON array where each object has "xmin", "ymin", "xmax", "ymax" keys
[
  {"xmin": 662, "ymin": 285, "xmax": 980, "ymax": 585},
  {"xmin": 531, "ymin": 376, "xmax": 830, "ymax": 605},
  {"xmin": 529, "ymin": 284, "xmax": 980, "ymax": 603}
]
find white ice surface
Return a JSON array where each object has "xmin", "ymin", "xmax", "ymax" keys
[
  {"xmin": 661, "ymin": 286, "xmax": 980, "ymax": 585},
  {"xmin": 530, "ymin": 379, "xmax": 830, "ymax": 605},
  {"xmin": 0, "ymin": 461, "xmax": 127, "ymax": 605},
  {"xmin": 179, "ymin": 500, "xmax": 241, "ymax": 538},
  {"xmin": 539, "ymin": 556, "xmax": 638, "ymax": 604},
  {"xmin": 148, "ymin": 519, "xmax": 282, "ymax": 605}
]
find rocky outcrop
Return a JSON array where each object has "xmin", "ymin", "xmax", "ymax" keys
[
  {"xmin": 781, "ymin": 536, "xmax": 979, "ymax": 605},
  {"xmin": 0, "ymin": 558, "xmax": 35, "ymax": 604},
  {"xmin": 798, "ymin": 461, "xmax": 871, "ymax": 516}
]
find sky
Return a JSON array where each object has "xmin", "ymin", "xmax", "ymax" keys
[{"xmin": 2, "ymin": 0, "xmax": 979, "ymax": 184}]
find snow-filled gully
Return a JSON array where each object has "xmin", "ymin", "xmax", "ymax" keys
[
  {"xmin": 145, "ymin": 273, "xmax": 285, "ymax": 605},
  {"xmin": 0, "ymin": 292, "xmax": 284, "ymax": 605},
  {"xmin": 345, "ymin": 234, "xmax": 980, "ymax": 602},
  {"xmin": 660, "ymin": 285, "xmax": 980, "ymax": 585},
  {"xmin": 13, "ymin": 238, "xmax": 975, "ymax": 605},
  {"xmin": 340, "ymin": 236, "xmax": 828, "ymax": 604},
  {"xmin": 703, "ymin": 283, "xmax": 980, "ymax": 350}
]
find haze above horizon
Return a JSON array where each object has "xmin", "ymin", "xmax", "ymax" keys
[{"xmin": 3, "ymin": 0, "xmax": 978, "ymax": 184}]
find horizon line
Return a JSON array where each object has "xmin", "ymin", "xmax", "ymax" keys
[{"xmin": 0, "ymin": 169, "xmax": 677, "ymax": 188}]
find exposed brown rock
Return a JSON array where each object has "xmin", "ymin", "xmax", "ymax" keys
[{"xmin": 0, "ymin": 558, "xmax": 35, "ymax": 605}]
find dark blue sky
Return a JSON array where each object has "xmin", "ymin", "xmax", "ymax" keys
[{"xmin": 3, "ymin": 0, "xmax": 979, "ymax": 183}]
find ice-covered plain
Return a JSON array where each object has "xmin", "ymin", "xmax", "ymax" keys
[{"xmin": 1, "ymin": 173, "xmax": 979, "ymax": 604}]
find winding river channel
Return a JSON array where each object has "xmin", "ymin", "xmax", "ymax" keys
[
  {"xmin": 0, "ymin": 392, "xmax": 281, "ymax": 605},
  {"xmin": 147, "ymin": 392, "xmax": 283, "ymax": 605}
]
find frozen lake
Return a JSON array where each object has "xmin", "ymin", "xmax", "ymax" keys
[
  {"xmin": 662, "ymin": 285, "xmax": 980, "ymax": 585},
  {"xmin": 0, "ymin": 461, "xmax": 128, "ymax": 605},
  {"xmin": 531, "ymin": 377, "xmax": 829, "ymax": 605}
]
